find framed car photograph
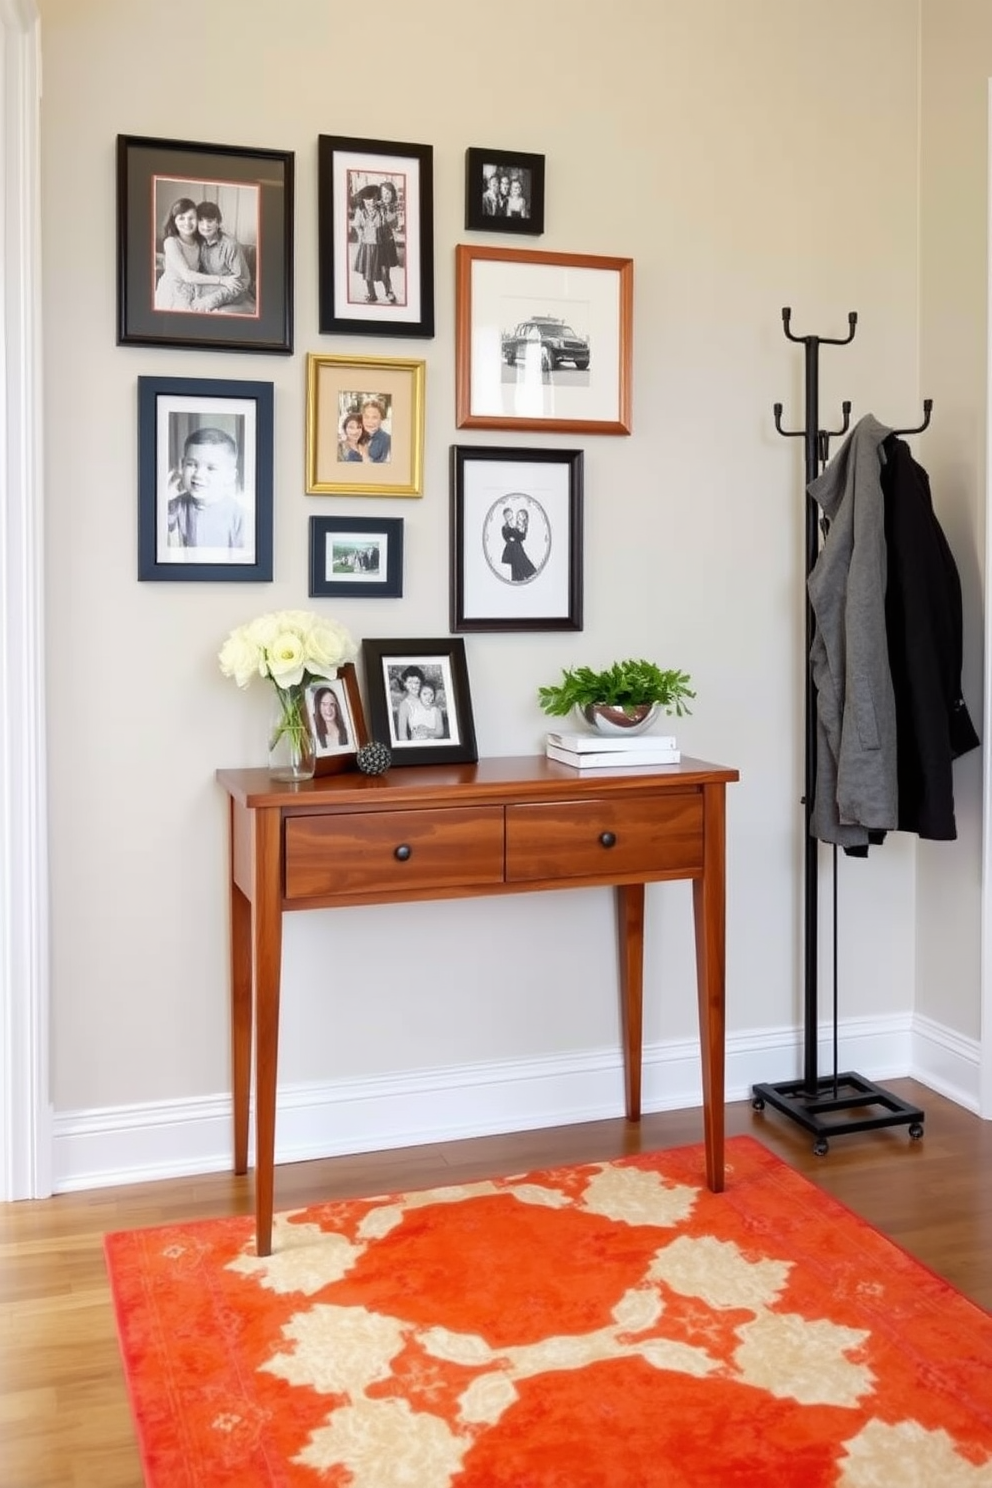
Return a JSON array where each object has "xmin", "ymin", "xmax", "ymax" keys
[
  {"xmin": 137, "ymin": 375, "xmax": 273, "ymax": 582},
  {"xmin": 309, "ymin": 516, "xmax": 404, "ymax": 599},
  {"xmin": 317, "ymin": 134, "xmax": 434, "ymax": 338},
  {"xmin": 117, "ymin": 134, "xmax": 293, "ymax": 354},
  {"xmin": 306, "ymin": 353, "xmax": 425, "ymax": 497},
  {"xmin": 464, "ymin": 147, "xmax": 546, "ymax": 236},
  {"xmin": 304, "ymin": 663, "xmax": 368, "ymax": 777},
  {"xmin": 450, "ymin": 446, "xmax": 583, "ymax": 632},
  {"xmin": 361, "ymin": 638, "xmax": 478, "ymax": 766},
  {"xmin": 455, "ymin": 245, "xmax": 633, "ymax": 434}
]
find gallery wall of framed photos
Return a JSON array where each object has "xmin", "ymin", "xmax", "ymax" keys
[{"xmin": 117, "ymin": 122, "xmax": 635, "ymax": 766}]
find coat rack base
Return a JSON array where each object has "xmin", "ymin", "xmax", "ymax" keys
[{"xmin": 751, "ymin": 1072, "xmax": 925, "ymax": 1156}]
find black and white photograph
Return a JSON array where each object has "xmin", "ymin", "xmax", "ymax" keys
[
  {"xmin": 306, "ymin": 354, "xmax": 425, "ymax": 497},
  {"xmin": 117, "ymin": 135, "xmax": 293, "ymax": 353},
  {"xmin": 362, "ymin": 638, "xmax": 478, "ymax": 766},
  {"xmin": 137, "ymin": 376, "xmax": 273, "ymax": 582},
  {"xmin": 309, "ymin": 516, "xmax": 404, "ymax": 599},
  {"xmin": 318, "ymin": 135, "xmax": 434, "ymax": 337},
  {"xmin": 450, "ymin": 446, "xmax": 583, "ymax": 631},
  {"xmin": 465, "ymin": 147, "xmax": 546, "ymax": 235},
  {"xmin": 455, "ymin": 245, "xmax": 633, "ymax": 434},
  {"xmin": 303, "ymin": 664, "xmax": 367, "ymax": 777}
]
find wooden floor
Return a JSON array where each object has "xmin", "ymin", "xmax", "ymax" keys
[{"xmin": 1, "ymin": 1078, "xmax": 989, "ymax": 1487}]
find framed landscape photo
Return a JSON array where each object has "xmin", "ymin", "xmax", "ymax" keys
[
  {"xmin": 137, "ymin": 375, "xmax": 273, "ymax": 582},
  {"xmin": 304, "ymin": 663, "xmax": 368, "ymax": 777},
  {"xmin": 450, "ymin": 446, "xmax": 583, "ymax": 632},
  {"xmin": 455, "ymin": 245, "xmax": 632, "ymax": 434},
  {"xmin": 362, "ymin": 638, "xmax": 478, "ymax": 766},
  {"xmin": 117, "ymin": 134, "xmax": 293, "ymax": 354},
  {"xmin": 464, "ymin": 147, "xmax": 545, "ymax": 236},
  {"xmin": 309, "ymin": 516, "xmax": 404, "ymax": 599},
  {"xmin": 306, "ymin": 353, "xmax": 425, "ymax": 497},
  {"xmin": 317, "ymin": 134, "xmax": 434, "ymax": 338}
]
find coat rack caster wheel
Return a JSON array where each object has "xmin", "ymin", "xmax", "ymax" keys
[
  {"xmin": 813, "ymin": 1137, "xmax": 829, "ymax": 1157},
  {"xmin": 909, "ymin": 1123, "xmax": 924, "ymax": 1142}
]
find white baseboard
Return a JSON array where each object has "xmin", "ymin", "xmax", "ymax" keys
[{"xmin": 50, "ymin": 1013, "xmax": 983, "ymax": 1192}]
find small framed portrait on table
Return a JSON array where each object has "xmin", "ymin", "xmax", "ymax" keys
[
  {"xmin": 304, "ymin": 663, "xmax": 368, "ymax": 777},
  {"xmin": 362, "ymin": 637, "xmax": 478, "ymax": 767}
]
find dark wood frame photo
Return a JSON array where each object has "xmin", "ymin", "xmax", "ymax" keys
[
  {"xmin": 309, "ymin": 516, "xmax": 404, "ymax": 599},
  {"xmin": 450, "ymin": 446, "xmax": 583, "ymax": 632},
  {"xmin": 306, "ymin": 353, "xmax": 425, "ymax": 497},
  {"xmin": 361, "ymin": 638, "xmax": 478, "ymax": 766},
  {"xmin": 318, "ymin": 134, "xmax": 434, "ymax": 338},
  {"xmin": 117, "ymin": 134, "xmax": 293, "ymax": 354},
  {"xmin": 305, "ymin": 663, "xmax": 368, "ymax": 777},
  {"xmin": 455, "ymin": 244, "xmax": 633, "ymax": 434},
  {"xmin": 464, "ymin": 147, "xmax": 546, "ymax": 236},
  {"xmin": 137, "ymin": 375, "xmax": 273, "ymax": 582}
]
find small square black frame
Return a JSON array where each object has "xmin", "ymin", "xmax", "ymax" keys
[
  {"xmin": 309, "ymin": 516, "xmax": 404, "ymax": 598},
  {"xmin": 362, "ymin": 637, "xmax": 478, "ymax": 766},
  {"xmin": 464, "ymin": 148, "xmax": 546, "ymax": 235}
]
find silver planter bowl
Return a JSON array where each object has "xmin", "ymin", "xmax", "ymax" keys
[{"xmin": 579, "ymin": 702, "xmax": 660, "ymax": 737}]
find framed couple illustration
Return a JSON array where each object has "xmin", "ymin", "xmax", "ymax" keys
[
  {"xmin": 317, "ymin": 134, "xmax": 434, "ymax": 338},
  {"xmin": 117, "ymin": 134, "xmax": 294, "ymax": 354}
]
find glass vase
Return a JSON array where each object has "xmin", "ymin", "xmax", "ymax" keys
[{"xmin": 268, "ymin": 684, "xmax": 316, "ymax": 782}]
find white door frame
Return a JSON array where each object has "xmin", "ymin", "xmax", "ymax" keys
[{"xmin": 0, "ymin": 0, "xmax": 49, "ymax": 1201}]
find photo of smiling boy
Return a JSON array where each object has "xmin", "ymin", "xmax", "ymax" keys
[{"xmin": 166, "ymin": 424, "xmax": 247, "ymax": 550}]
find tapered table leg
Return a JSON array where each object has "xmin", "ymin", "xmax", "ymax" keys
[
  {"xmin": 693, "ymin": 782, "xmax": 727, "ymax": 1192},
  {"xmin": 230, "ymin": 877, "xmax": 252, "ymax": 1177},
  {"xmin": 616, "ymin": 883, "xmax": 646, "ymax": 1120},
  {"xmin": 252, "ymin": 807, "xmax": 283, "ymax": 1256}
]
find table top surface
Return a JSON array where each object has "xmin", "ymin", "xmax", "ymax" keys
[{"xmin": 217, "ymin": 754, "xmax": 739, "ymax": 810}]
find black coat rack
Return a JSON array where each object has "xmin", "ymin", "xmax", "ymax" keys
[{"xmin": 751, "ymin": 307, "xmax": 926, "ymax": 1154}]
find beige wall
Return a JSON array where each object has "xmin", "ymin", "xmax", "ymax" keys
[{"xmin": 38, "ymin": 0, "xmax": 978, "ymax": 1139}]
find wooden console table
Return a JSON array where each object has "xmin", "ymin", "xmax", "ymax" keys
[{"xmin": 217, "ymin": 755, "xmax": 738, "ymax": 1255}]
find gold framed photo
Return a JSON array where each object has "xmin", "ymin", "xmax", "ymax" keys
[{"xmin": 305, "ymin": 352, "xmax": 425, "ymax": 497}]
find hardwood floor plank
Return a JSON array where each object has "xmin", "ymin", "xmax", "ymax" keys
[{"xmin": 0, "ymin": 1080, "xmax": 989, "ymax": 1487}]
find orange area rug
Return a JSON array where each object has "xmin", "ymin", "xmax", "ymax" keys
[{"xmin": 104, "ymin": 1135, "xmax": 992, "ymax": 1486}]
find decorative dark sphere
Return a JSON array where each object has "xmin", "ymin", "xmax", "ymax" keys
[{"xmin": 356, "ymin": 741, "xmax": 392, "ymax": 776}]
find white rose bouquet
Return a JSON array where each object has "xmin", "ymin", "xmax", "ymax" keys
[{"xmin": 219, "ymin": 609, "xmax": 358, "ymax": 779}]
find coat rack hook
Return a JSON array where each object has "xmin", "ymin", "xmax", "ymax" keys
[
  {"xmin": 773, "ymin": 401, "xmax": 805, "ymax": 439},
  {"xmin": 891, "ymin": 398, "xmax": 933, "ymax": 437},
  {"xmin": 781, "ymin": 307, "xmax": 858, "ymax": 347}
]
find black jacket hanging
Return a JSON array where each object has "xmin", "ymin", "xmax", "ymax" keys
[{"xmin": 879, "ymin": 434, "xmax": 979, "ymax": 840}]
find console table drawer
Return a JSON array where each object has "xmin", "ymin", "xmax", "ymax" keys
[
  {"xmin": 284, "ymin": 807, "xmax": 505, "ymax": 900},
  {"xmin": 505, "ymin": 795, "xmax": 704, "ymax": 882}
]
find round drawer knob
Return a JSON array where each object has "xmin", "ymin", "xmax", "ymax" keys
[
  {"xmin": 394, "ymin": 844, "xmax": 412, "ymax": 862},
  {"xmin": 599, "ymin": 831, "xmax": 617, "ymax": 849}
]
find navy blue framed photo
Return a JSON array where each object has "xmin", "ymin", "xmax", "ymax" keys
[
  {"xmin": 309, "ymin": 516, "xmax": 404, "ymax": 599},
  {"xmin": 137, "ymin": 376, "xmax": 274, "ymax": 582}
]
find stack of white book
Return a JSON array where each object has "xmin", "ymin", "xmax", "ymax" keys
[{"xmin": 545, "ymin": 729, "xmax": 681, "ymax": 769}]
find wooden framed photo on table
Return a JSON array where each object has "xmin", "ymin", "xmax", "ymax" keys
[
  {"xmin": 117, "ymin": 134, "xmax": 293, "ymax": 354},
  {"xmin": 362, "ymin": 638, "xmax": 478, "ymax": 766},
  {"xmin": 306, "ymin": 353, "xmax": 425, "ymax": 497},
  {"xmin": 317, "ymin": 134, "xmax": 434, "ymax": 338},
  {"xmin": 464, "ymin": 147, "xmax": 546, "ymax": 235},
  {"xmin": 455, "ymin": 245, "xmax": 632, "ymax": 434},
  {"xmin": 309, "ymin": 516, "xmax": 404, "ymax": 599},
  {"xmin": 304, "ymin": 663, "xmax": 368, "ymax": 777},
  {"xmin": 450, "ymin": 446, "xmax": 583, "ymax": 632},
  {"xmin": 136, "ymin": 375, "xmax": 273, "ymax": 582}
]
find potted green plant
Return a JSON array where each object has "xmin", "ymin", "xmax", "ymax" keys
[{"xmin": 538, "ymin": 658, "xmax": 695, "ymax": 735}]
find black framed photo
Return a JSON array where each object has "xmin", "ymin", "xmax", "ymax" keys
[
  {"xmin": 304, "ymin": 664, "xmax": 368, "ymax": 777},
  {"xmin": 137, "ymin": 376, "xmax": 273, "ymax": 582},
  {"xmin": 362, "ymin": 638, "xmax": 478, "ymax": 766},
  {"xmin": 317, "ymin": 134, "xmax": 434, "ymax": 338},
  {"xmin": 309, "ymin": 516, "xmax": 404, "ymax": 599},
  {"xmin": 464, "ymin": 147, "xmax": 545, "ymax": 236},
  {"xmin": 117, "ymin": 134, "xmax": 293, "ymax": 354},
  {"xmin": 450, "ymin": 447, "xmax": 583, "ymax": 632}
]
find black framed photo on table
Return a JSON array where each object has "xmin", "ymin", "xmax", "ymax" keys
[
  {"xmin": 116, "ymin": 134, "xmax": 293, "ymax": 354},
  {"xmin": 309, "ymin": 516, "xmax": 404, "ymax": 599},
  {"xmin": 136, "ymin": 376, "xmax": 273, "ymax": 582},
  {"xmin": 455, "ymin": 244, "xmax": 633, "ymax": 434},
  {"xmin": 304, "ymin": 664, "xmax": 368, "ymax": 777},
  {"xmin": 464, "ymin": 147, "xmax": 545, "ymax": 236},
  {"xmin": 317, "ymin": 134, "xmax": 434, "ymax": 338},
  {"xmin": 361, "ymin": 638, "xmax": 478, "ymax": 767},
  {"xmin": 305, "ymin": 353, "xmax": 425, "ymax": 498},
  {"xmin": 450, "ymin": 446, "xmax": 583, "ymax": 632}
]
